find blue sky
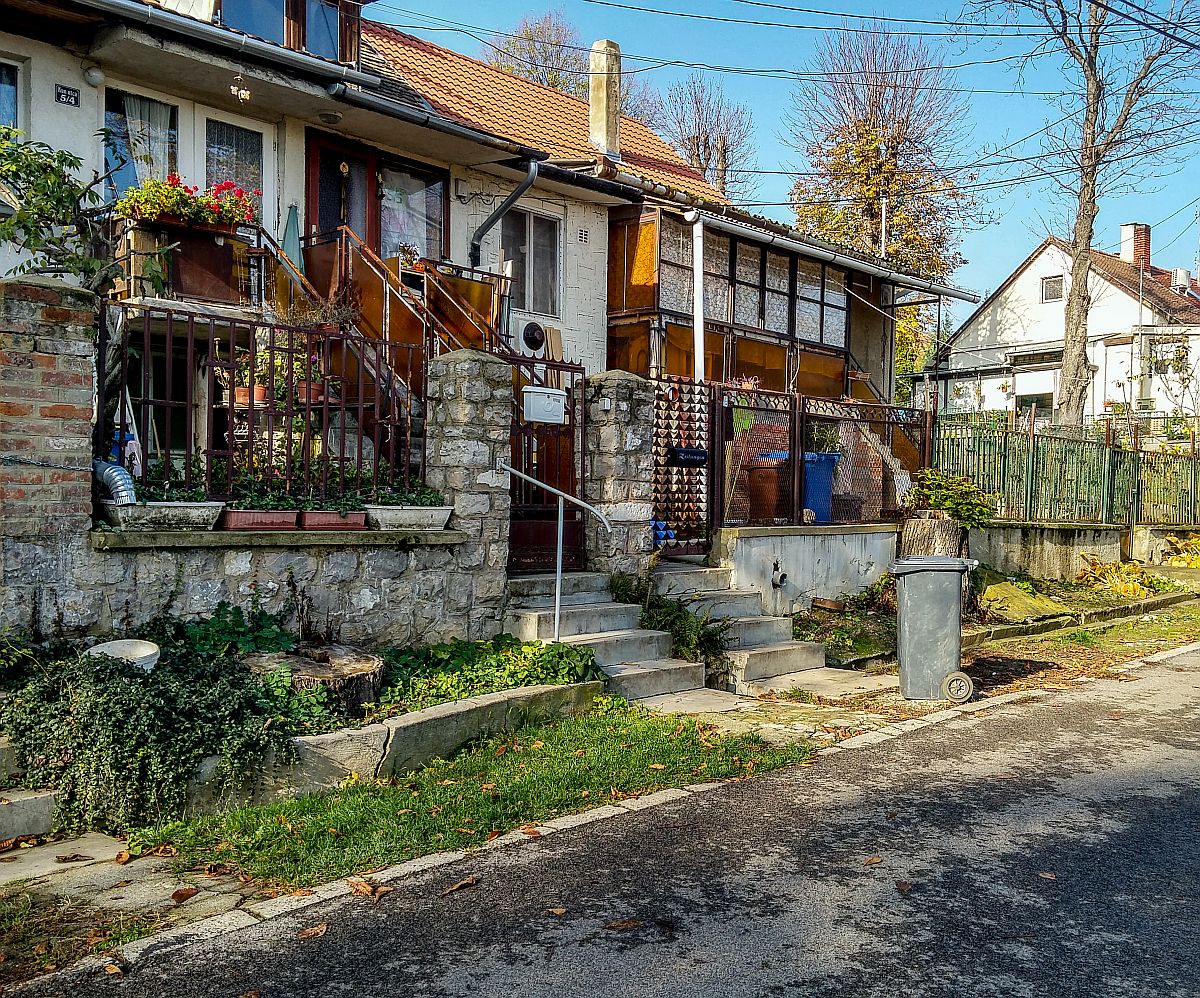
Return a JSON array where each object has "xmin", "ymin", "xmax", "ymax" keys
[{"xmin": 370, "ymin": 0, "xmax": 1200, "ymax": 324}]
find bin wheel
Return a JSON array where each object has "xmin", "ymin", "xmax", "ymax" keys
[{"xmin": 941, "ymin": 671, "xmax": 974, "ymax": 704}]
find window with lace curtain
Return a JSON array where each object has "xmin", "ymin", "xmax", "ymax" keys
[
  {"xmin": 0, "ymin": 63, "xmax": 17, "ymax": 129},
  {"xmin": 104, "ymin": 89, "xmax": 179, "ymax": 197},
  {"xmin": 205, "ymin": 119, "xmax": 265, "ymax": 214}
]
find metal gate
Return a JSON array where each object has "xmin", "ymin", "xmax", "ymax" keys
[
  {"xmin": 507, "ymin": 356, "xmax": 587, "ymax": 574},
  {"xmin": 651, "ymin": 376, "xmax": 715, "ymax": 555}
]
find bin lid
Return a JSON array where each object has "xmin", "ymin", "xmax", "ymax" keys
[{"xmin": 890, "ymin": 556, "xmax": 979, "ymax": 576}]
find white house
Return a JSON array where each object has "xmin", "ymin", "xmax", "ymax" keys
[{"xmin": 920, "ymin": 223, "xmax": 1200, "ymax": 419}]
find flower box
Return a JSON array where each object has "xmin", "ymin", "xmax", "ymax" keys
[
  {"xmin": 364, "ymin": 505, "xmax": 453, "ymax": 530},
  {"xmin": 221, "ymin": 509, "xmax": 298, "ymax": 530},
  {"xmin": 298, "ymin": 511, "xmax": 368, "ymax": 531},
  {"xmin": 98, "ymin": 500, "xmax": 224, "ymax": 532}
]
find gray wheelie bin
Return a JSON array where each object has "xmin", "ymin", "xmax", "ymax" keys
[{"xmin": 890, "ymin": 556, "xmax": 978, "ymax": 703}]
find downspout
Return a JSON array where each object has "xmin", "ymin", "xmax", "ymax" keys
[
  {"xmin": 469, "ymin": 160, "xmax": 539, "ymax": 270},
  {"xmin": 684, "ymin": 208, "xmax": 705, "ymax": 382}
]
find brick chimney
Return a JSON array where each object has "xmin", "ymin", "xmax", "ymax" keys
[
  {"xmin": 589, "ymin": 39, "xmax": 621, "ymax": 160},
  {"xmin": 1119, "ymin": 222, "xmax": 1151, "ymax": 269}
]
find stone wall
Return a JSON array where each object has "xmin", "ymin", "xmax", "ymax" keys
[
  {"xmin": 582, "ymin": 369, "xmax": 655, "ymax": 577},
  {"xmin": 968, "ymin": 523, "xmax": 1123, "ymax": 581},
  {"xmin": 0, "ymin": 285, "xmax": 511, "ymax": 645}
]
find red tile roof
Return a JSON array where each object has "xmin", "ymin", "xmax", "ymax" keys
[{"xmin": 362, "ymin": 22, "xmax": 728, "ymax": 204}]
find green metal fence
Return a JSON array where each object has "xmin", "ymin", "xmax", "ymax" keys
[{"xmin": 935, "ymin": 420, "xmax": 1200, "ymax": 527}]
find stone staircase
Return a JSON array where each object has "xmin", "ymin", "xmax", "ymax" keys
[
  {"xmin": 506, "ymin": 564, "xmax": 824, "ymax": 700},
  {"xmin": 653, "ymin": 562, "xmax": 825, "ymax": 696}
]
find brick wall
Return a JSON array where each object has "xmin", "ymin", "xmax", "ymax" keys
[{"xmin": 0, "ymin": 278, "xmax": 96, "ymax": 538}]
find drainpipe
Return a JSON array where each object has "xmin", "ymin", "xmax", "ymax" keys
[
  {"xmin": 469, "ymin": 160, "xmax": 539, "ymax": 270},
  {"xmin": 684, "ymin": 208, "xmax": 705, "ymax": 382}
]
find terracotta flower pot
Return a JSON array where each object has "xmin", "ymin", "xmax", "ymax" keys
[
  {"xmin": 298, "ymin": 510, "xmax": 367, "ymax": 530},
  {"xmin": 294, "ymin": 380, "xmax": 325, "ymax": 404},
  {"xmin": 234, "ymin": 385, "xmax": 269, "ymax": 407},
  {"xmin": 221, "ymin": 509, "xmax": 297, "ymax": 530}
]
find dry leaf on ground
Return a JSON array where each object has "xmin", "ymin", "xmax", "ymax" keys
[
  {"xmin": 520, "ymin": 827, "xmax": 542, "ymax": 838},
  {"xmin": 1038, "ymin": 871, "xmax": 1058, "ymax": 881},
  {"xmin": 170, "ymin": 887, "xmax": 199, "ymax": 904},
  {"xmin": 113, "ymin": 851, "xmax": 132, "ymax": 866},
  {"xmin": 103, "ymin": 964, "xmax": 124, "ymax": 977},
  {"xmin": 296, "ymin": 923, "xmax": 328, "ymax": 940},
  {"xmin": 648, "ymin": 764, "xmax": 667, "ymax": 771},
  {"xmin": 546, "ymin": 907, "xmax": 567, "ymax": 916},
  {"xmin": 864, "ymin": 855, "xmax": 883, "ymax": 866},
  {"xmin": 348, "ymin": 878, "xmax": 394, "ymax": 904},
  {"xmin": 604, "ymin": 919, "xmax": 643, "ymax": 931},
  {"xmin": 440, "ymin": 875, "xmax": 478, "ymax": 897},
  {"xmin": 54, "ymin": 854, "xmax": 94, "ymax": 864}
]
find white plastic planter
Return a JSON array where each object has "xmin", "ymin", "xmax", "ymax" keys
[
  {"xmin": 363, "ymin": 505, "xmax": 453, "ymax": 530},
  {"xmin": 99, "ymin": 500, "xmax": 225, "ymax": 531}
]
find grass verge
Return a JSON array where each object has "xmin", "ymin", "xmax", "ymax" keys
[
  {"xmin": 0, "ymin": 890, "xmax": 158, "ymax": 986},
  {"xmin": 134, "ymin": 698, "xmax": 813, "ymax": 889}
]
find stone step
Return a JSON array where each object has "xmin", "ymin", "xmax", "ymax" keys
[
  {"xmin": 0, "ymin": 789, "xmax": 57, "ymax": 840},
  {"xmin": 636, "ymin": 688, "xmax": 756, "ymax": 714},
  {"xmin": 508, "ymin": 572, "xmax": 611, "ymax": 602},
  {"xmin": 653, "ymin": 566, "xmax": 732, "ymax": 597},
  {"xmin": 562, "ymin": 628, "xmax": 674, "ymax": 667},
  {"xmin": 682, "ymin": 589, "xmax": 765, "ymax": 620},
  {"xmin": 740, "ymin": 667, "xmax": 899, "ymax": 699},
  {"xmin": 727, "ymin": 641, "xmax": 825, "ymax": 683},
  {"xmin": 508, "ymin": 601, "xmax": 643, "ymax": 640},
  {"xmin": 602, "ymin": 658, "xmax": 705, "ymax": 700},
  {"xmin": 724, "ymin": 615, "xmax": 793, "ymax": 649},
  {"xmin": 514, "ymin": 591, "xmax": 623, "ymax": 610}
]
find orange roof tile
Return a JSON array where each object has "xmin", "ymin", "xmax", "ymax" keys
[{"xmin": 362, "ymin": 22, "xmax": 728, "ymax": 204}]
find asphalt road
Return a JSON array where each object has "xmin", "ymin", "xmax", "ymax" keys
[{"xmin": 24, "ymin": 650, "xmax": 1200, "ymax": 998}]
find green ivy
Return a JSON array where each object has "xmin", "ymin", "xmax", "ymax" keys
[
  {"xmin": 367, "ymin": 634, "xmax": 601, "ymax": 720},
  {"xmin": 0, "ymin": 603, "xmax": 343, "ymax": 834},
  {"xmin": 904, "ymin": 468, "xmax": 997, "ymax": 530}
]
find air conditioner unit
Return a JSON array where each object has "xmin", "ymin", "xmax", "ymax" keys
[{"xmin": 1135, "ymin": 398, "xmax": 1157, "ymax": 412}]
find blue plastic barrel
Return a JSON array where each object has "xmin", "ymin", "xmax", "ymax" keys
[{"xmin": 802, "ymin": 452, "xmax": 840, "ymax": 523}]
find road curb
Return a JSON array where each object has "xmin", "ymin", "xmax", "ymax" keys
[{"xmin": 14, "ymin": 650, "xmax": 1184, "ymax": 993}]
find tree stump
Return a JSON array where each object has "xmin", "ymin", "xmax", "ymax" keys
[
  {"xmin": 245, "ymin": 643, "xmax": 384, "ymax": 718},
  {"xmin": 900, "ymin": 511, "xmax": 971, "ymax": 610}
]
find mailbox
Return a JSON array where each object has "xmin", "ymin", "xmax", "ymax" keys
[{"xmin": 522, "ymin": 386, "xmax": 568, "ymax": 425}]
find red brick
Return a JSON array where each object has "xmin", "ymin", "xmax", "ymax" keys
[
  {"xmin": 0, "ymin": 402, "xmax": 33, "ymax": 417},
  {"xmin": 0, "ymin": 351, "xmax": 32, "ymax": 368},
  {"xmin": 40, "ymin": 371, "xmax": 85, "ymax": 387},
  {"xmin": 40, "ymin": 306, "xmax": 96, "ymax": 325},
  {"xmin": 38, "ymin": 404, "xmax": 91, "ymax": 420},
  {"xmin": 30, "ymin": 353, "xmax": 58, "ymax": 369},
  {"xmin": 47, "ymin": 470, "xmax": 87, "ymax": 484},
  {"xmin": 0, "ymin": 486, "xmax": 29, "ymax": 500},
  {"xmin": 2, "ymin": 284, "xmax": 61, "ymax": 305},
  {"xmin": 1, "ymin": 470, "xmax": 44, "ymax": 485}
]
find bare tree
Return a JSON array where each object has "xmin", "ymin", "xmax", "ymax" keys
[
  {"xmin": 970, "ymin": 0, "xmax": 1200, "ymax": 425},
  {"xmin": 483, "ymin": 9, "xmax": 663, "ymax": 126},
  {"xmin": 660, "ymin": 73, "xmax": 758, "ymax": 200}
]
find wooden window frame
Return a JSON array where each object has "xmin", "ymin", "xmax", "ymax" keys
[{"xmin": 214, "ymin": 0, "xmax": 360, "ymax": 64}]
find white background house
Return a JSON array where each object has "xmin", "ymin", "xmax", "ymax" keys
[{"xmin": 922, "ymin": 223, "xmax": 1200, "ymax": 419}]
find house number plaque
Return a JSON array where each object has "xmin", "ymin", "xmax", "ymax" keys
[{"xmin": 54, "ymin": 85, "xmax": 80, "ymax": 107}]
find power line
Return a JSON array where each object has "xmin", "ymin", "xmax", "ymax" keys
[
  {"xmin": 1091, "ymin": 0, "xmax": 1200, "ymax": 50},
  {"xmin": 1108, "ymin": 0, "xmax": 1200, "ymax": 41}
]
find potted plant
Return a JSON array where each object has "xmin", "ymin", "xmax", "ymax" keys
[
  {"xmin": 97, "ymin": 460, "xmax": 224, "ymax": 531},
  {"xmin": 362, "ymin": 485, "xmax": 452, "ymax": 530},
  {"xmin": 298, "ymin": 492, "xmax": 368, "ymax": 530},
  {"xmin": 221, "ymin": 477, "xmax": 300, "ymax": 530}
]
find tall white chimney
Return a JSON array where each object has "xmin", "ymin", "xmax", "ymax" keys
[{"xmin": 589, "ymin": 39, "xmax": 621, "ymax": 160}]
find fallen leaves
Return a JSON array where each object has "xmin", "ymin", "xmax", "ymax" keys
[
  {"xmin": 347, "ymin": 877, "xmax": 394, "ymax": 904},
  {"xmin": 604, "ymin": 918, "xmax": 643, "ymax": 931},
  {"xmin": 103, "ymin": 963, "xmax": 124, "ymax": 977},
  {"xmin": 648, "ymin": 764, "xmax": 667, "ymax": 771},
  {"xmin": 863, "ymin": 855, "xmax": 883, "ymax": 866},
  {"xmin": 895, "ymin": 880, "xmax": 913, "ymax": 895},
  {"xmin": 296, "ymin": 923, "xmax": 328, "ymax": 940},
  {"xmin": 519, "ymin": 826, "xmax": 542, "ymax": 838},
  {"xmin": 440, "ymin": 874, "xmax": 478, "ymax": 897},
  {"xmin": 1038, "ymin": 871, "xmax": 1058, "ymax": 881},
  {"xmin": 486, "ymin": 830, "xmax": 502, "ymax": 842},
  {"xmin": 546, "ymin": 907, "xmax": 567, "ymax": 917},
  {"xmin": 114, "ymin": 851, "xmax": 132, "ymax": 866},
  {"xmin": 0, "ymin": 835, "xmax": 40, "ymax": 854},
  {"xmin": 54, "ymin": 853, "xmax": 94, "ymax": 864},
  {"xmin": 32, "ymin": 942, "xmax": 50, "ymax": 957},
  {"xmin": 170, "ymin": 887, "xmax": 199, "ymax": 905}
]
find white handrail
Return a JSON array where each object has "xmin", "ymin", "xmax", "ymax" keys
[{"xmin": 497, "ymin": 460, "xmax": 612, "ymax": 641}]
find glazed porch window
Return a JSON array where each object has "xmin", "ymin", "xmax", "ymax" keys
[
  {"xmin": 305, "ymin": 0, "xmax": 340, "ymax": 60},
  {"xmin": 220, "ymin": 0, "xmax": 286, "ymax": 45},
  {"xmin": 379, "ymin": 162, "xmax": 445, "ymax": 261},
  {"xmin": 104, "ymin": 89, "xmax": 179, "ymax": 197}
]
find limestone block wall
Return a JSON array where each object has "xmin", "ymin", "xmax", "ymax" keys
[
  {"xmin": 582, "ymin": 370, "xmax": 655, "ymax": 576},
  {"xmin": 0, "ymin": 283, "xmax": 513, "ymax": 644}
]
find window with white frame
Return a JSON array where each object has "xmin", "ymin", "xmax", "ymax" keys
[
  {"xmin": 500, "ymin": 208, "xmax": 560, "ymax": 317},
  {"xmin": 0, "ymin": 62, "xmax": 18, "ymax": 129},
  {"xmin": 1041, "ymin": 275, "xmax": 1064, "ymax": 303},
  {"xmin": 103, "ymin": 85, "xmax": 275, "ymax": 226}
]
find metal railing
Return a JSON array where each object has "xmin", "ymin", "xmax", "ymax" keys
[{"xmin": 498, "ymin": 460, "xmax": 611, "ymax": 641}]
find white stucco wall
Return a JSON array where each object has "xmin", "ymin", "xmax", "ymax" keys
[{"xmin": 448, "ymin": 168, "xmax": 609, "ymax": 374}]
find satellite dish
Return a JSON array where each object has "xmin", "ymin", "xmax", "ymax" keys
[{"xmin": 522, "ymin": 321, "xmax": 546, "ymax": 353}]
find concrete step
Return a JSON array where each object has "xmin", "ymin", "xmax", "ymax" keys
[
  {"xmin": 727, "ymin": 641, "xmax": 825, "ymax": 683},
  {"xmin": 0, "ymin": 789, "xmax": 57, "ymax": 839},
  {"xmin": 740, "ymin": 667, "xmax": 899, "ymax": 699},
  {"xmin": 563, "ymin": 628, "xmax": 674, "ymax": 667},
  {"xmin": 515, "ymin": 591, "xmax": 623, "ymax": 610},
  {"xmin": 508, "ymin": 572, "xmax": 611, "ymax": 603},
  {"xmin": 724, "ymin": 615, "xmax": 793, "ymax": 649},
  {"xmin": 602, "ymin": 658, "xmax": 705, "ymax": 700},
  {"xmin": 682, "ymin": 589, "xmax": 765, "ymax": 620},
  {"xmin": 508, "ymin": 601, "xmax": 643, "ymax": 640},
  {"xmin": 653, "ymin": 566, "xmax": 732, "ymax": 597},
  {"xmin": 636, "ymin": 688, "xmax": 756, "ymax": 714}
]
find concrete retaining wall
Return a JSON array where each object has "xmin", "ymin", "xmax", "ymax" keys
[
  {"xmin": 1130, "ymin": 526, "xmax": 1199, "ymax": 565},
  {"xmin": 713, "ymin": 525, "xmax": 899, "ymax": 614},
  {"xmin": 969, "ymin": 522, "xmax": 1124, "ymax": 580},
  {"xmin": 189, "ymin": 681, "xmax": 604, "ymax": 811}
]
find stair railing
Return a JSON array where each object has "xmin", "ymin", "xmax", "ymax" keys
[{"xmin": 497, "ymin": 459, "xmax": 611, "ymax": 641}]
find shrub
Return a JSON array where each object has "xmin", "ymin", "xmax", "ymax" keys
[
  {"xmin": 905, "ymin": 469, "xmax": 997, "ymax": 529},
  {"xmin": 368, "ymin": 634, "xmax": 601, "ymax": 720},
  {"xmin": 610, "ymin": 571, "xmax": 729, "ymax": 669},
  {"xmin": 0, "ymin": 603, "xmax": 342, "ymax": 834}
]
